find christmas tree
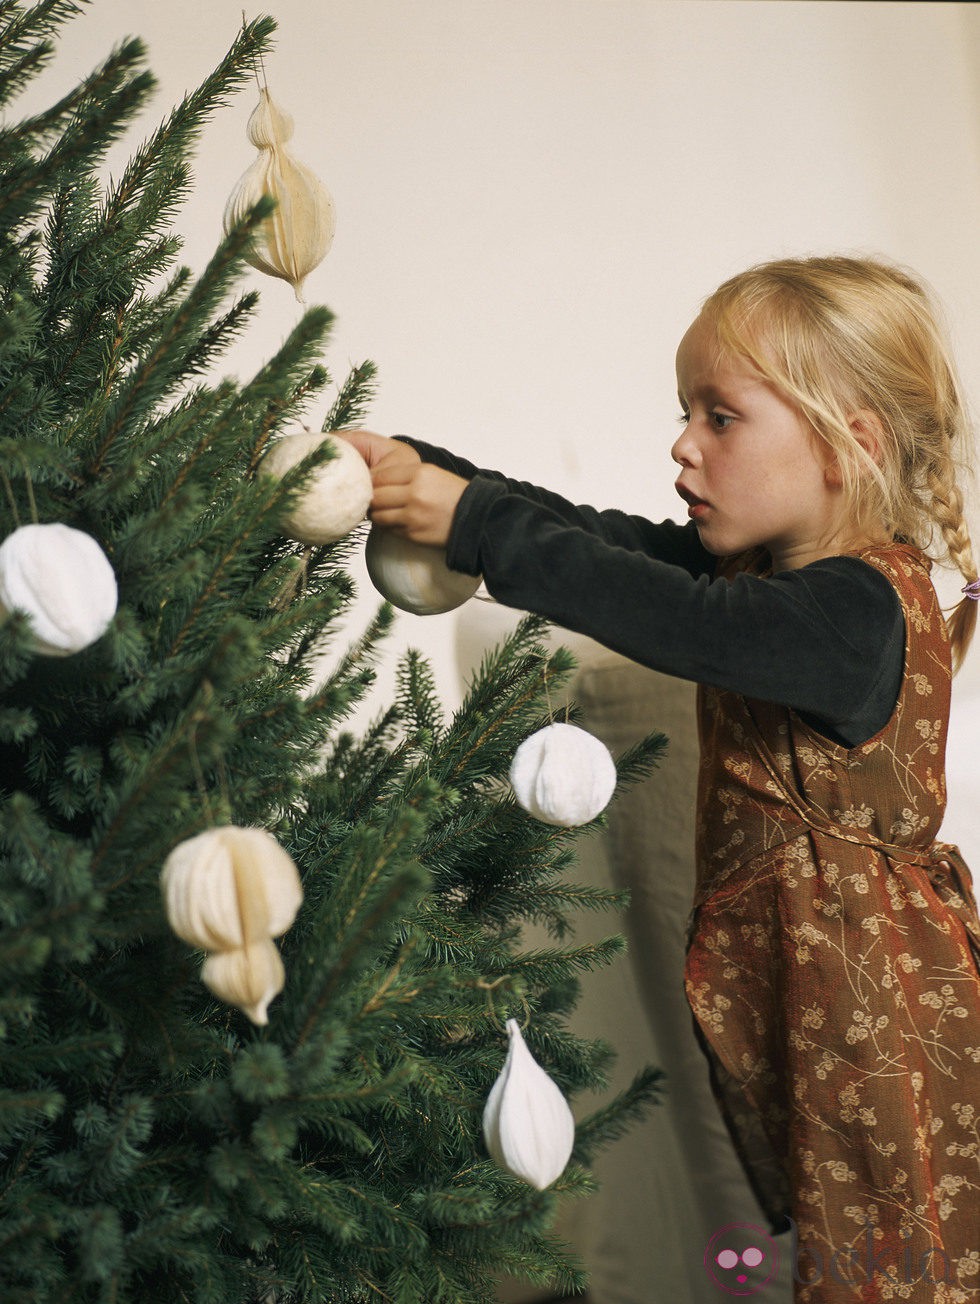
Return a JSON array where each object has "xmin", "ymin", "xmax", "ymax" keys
[{"xmin": 0, "ymin": 5, "xmax": 666, "ymax": 1301}]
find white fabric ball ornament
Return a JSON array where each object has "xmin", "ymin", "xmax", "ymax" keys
[
  {"xmin": 364, "ymin": 524, "xmax": 481, "ymax": 615},
  {"xmin": 0, "ymin": 523, "xmax": 118, "ymax": 656},
  {"xmin": 509, "ymin": 722, "xmax": 617, "ymax": 826},
  {"xmin": 482, "ymin": 1018, "xmax": 576, "ymax": 1189},
  {"xmin": 262, "ymin": 430, "xmax": 372, "ymax": 544}
]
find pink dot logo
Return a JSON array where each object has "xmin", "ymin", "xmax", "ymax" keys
[{"xmin": 704, "ymin": 1223, "xmax": 780, "ymax": 1295}]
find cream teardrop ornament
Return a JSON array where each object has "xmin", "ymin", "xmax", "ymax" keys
[
  {"xmin": 482, "ymin": 1019, "xmax": 575, "ymax": 1189},
  {"xmin": 262, "ymin": 430, "xmax": 373, "ymax": 545},
  {"xmin": 201, "ymin": 938, "xmax": 286, "ymax": 1027},
  {"xmin": 364, "ymin": 525, "xmax": 481, "ymax": 615},
  {"xmin": 0, "ymin": 523, "xmax": 118, "ymax": 656},
  {"xmin": 509, "ymin": 722, "xmax": 617, "ymax": 826},
  {"xmin": 223, "ymin": 86, "xmax": 336, "ymax": 302},
  {"xmin": 161, "ymin": 825, "xmax": 303, "ymax": 954}
]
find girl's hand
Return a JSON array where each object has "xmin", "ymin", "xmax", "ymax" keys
[
  {"xmin": 333, "ymin": 429, "xmax": 421, "ymax": 472},
  {"xmin": 369, "ymin": 460, "xmax": 468, "ymax": 548}
]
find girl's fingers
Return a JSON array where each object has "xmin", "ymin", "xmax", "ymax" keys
[
  {"xmin": 366, "ymin": 465, "xmax": 466, "ymax": 547},
  {"xmin": 368, "ymin": 509, "xmax": 408, "ymax": 532},
  {"xmin": 371, "ymin": 459, "xmax": 415, "ymax": 488},
  {"xmin": 369, "ymin": 479, "xmax": 411, "ymax": 509}
]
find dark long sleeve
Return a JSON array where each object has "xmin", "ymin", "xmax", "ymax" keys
[
  {"xmin": 400, "ymin": 436, "xmax": 716, "ymax": 576},
  {"xmin": 399, "ymin": 438, "xmax": 905, "ymax": 748}
]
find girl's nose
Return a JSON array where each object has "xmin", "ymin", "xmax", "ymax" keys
[{"xmin": 671, "ymin": 425, "xmax": 700, "ymax": 467}]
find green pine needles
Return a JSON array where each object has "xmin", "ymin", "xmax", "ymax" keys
[{"xmin": 0, "ymin": 4, "xmax": 667, "ymax": 1301}]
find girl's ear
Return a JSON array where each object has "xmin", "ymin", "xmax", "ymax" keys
[
  {"xmin": 848, "ymin": 409, "xmax": 885, "ymax": 466},
  {"xmin": 823, "ymin": 410, "xmax": 884, "ymax": 488}
]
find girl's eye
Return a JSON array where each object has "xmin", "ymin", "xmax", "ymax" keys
[
  {"xmin": 710, "ymin": 412, "xmax": 735, "ymax": 431},
  {"xmin": 676, "ymin": 411, "xmax": 690, "ymax": 426}
]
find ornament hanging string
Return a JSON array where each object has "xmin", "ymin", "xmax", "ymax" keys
[
  {"xmin": 244, "ymin": 10, "xmax": 268, "ymax": 93},
  {"xmin": 186, "ymin": 685, "xmax": 232, "ymax": 827},
  {"xmin": 475, "ymin": 975, "xmax": 531, "ymax": 1032},
  {"xmin": 539, "ymin": 662, "xmax": 571, "ymax": 726},
  {"xmin": 0, "ymin": 470, "xmax": 21, "ymax": 528},
  {"xmin": 270, "ymin": 546, "xmax": 311, "ymax": 611},
  {"xmin": 21, "ymin": 458, "xmax": 38, "ymax": 525},
  {"xmin": 0, "ymin": 461, "xmax": 39, "ymax": 528}
]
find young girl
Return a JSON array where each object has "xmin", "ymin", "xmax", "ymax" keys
[{"xmin": 341, "ymin": 256, "xmax": 980, "ymax": 1302}]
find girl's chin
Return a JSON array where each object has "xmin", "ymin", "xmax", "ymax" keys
[{"xmin": 694, "ymin": 523, "xmax": 739, "ymax": 555}]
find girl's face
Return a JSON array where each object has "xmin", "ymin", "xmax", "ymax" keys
[{"xmin": 672, "ymin": 314, "xmax": 848, "ymax": 572}]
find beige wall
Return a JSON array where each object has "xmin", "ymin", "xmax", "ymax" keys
[{"xmin": 21, "ymin": 0, "xmax": 980, "ymax": 857}]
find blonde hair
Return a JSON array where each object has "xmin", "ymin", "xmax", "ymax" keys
[{"xmin": 700, "ymin": 255, "xmax": 978, "ymax": 670}]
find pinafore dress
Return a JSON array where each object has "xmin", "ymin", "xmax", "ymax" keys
[{"xmin": 685, "ymin": 544, "xmax": 980, "ymax": 1302}]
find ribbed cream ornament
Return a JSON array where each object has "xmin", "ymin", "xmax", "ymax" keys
[
  {"xmin": 161, "ymin": 826, "xmax": 302, "ymax": 951},
  {"xmin": 261, "ymin": 429, "xmax": 373, "ymax": 545},
  {"xmin": 509, "ymin": 722, "xmax": 617, "ymax": 826},
  {"xmin": 482, "ymin": 1019, "xmax": 575, "ymax": 1189},
  {"xmin": 161, "ymin": 826, "xmax": 303, "ymax": 1025},
  {"xmin": 201, "ymin": 939, "xmax": 286, "ymax": 1028},
  {"xmin": 0, "ymin": 522, "xmax": 117, "ymax": 656},
  {"xmin": 364, "ymin": 525, "xmax": 481, "ymax": 615},
  {"xmin": 223, "ymin": 86, "xmax": 335, "ymax": 302}
]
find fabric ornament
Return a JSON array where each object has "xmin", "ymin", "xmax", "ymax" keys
[
  {"xmin": 364, "ymin": 524, "xmax": 481, "ymax": 615},
  {"xmin": 262, "ymin": 429, "xmax": 373, "ymax": 545},
  {"xmin": 482, "ymin": 1018, "xmax": 575, "ymax": 1189},
  {"xmin": 509, "ymin": 721, "xmax": 617, "ymax": 826},
  {"xmin": 200, "ymin": 940, "xmax": 285, "ymax": 1028},
  {"xmin": 161, "ymin": 825, "xmax": 303, "ymax": 1025},
  {"xmin": 0, "ymin": 522, "xmax": 117, "ymax": 656},
  {"xmin": 223, "ymin": 86, "xmax": 335, "ymax": 302}
]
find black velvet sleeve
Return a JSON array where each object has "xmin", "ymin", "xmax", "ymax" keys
[
  {"xmin": 401, "ymin": 438, "xmax": 905, "ymax": 748},
  {"xmin": 398, "ymin": 436, "xmax": 716, "ymax": 577}
]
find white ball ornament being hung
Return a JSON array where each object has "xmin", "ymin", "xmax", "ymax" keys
[
  {"xmin": 0, "ymin": 522, "xmax": 118, "ymax": 656},
  {"xmin": 509, "ymin": 721, "xmax": 617, "ymax": 827},
  {"xmin": 223, "ymin": 85, "xmax": 336, "ymax": 302},
  {"xmin": 364, "ymin": 524, "xmax": 482, "ymax": 615},
  {"xmin": 161, "ymin": 825, "xmax": 304, "ymax": 1026},
  {"xmin": 261, "ymin": 429, "xmax": 373, "ymax": 545},
  {"xmin": 482, "ymin": 1018, "xmax": 576, "ymax": 1190}
]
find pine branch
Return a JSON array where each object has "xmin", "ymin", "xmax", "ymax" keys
[
  {"xmin": 323, "ymin": 360, "xmax": 379, "ymax": 432},
  {"xmin": 82, "ymin": 203, "xmax": 274, "ymax": 473},
  {"xmin": 0, "ymin": 0, "xmax": 86, "ymax": 110},
  {"xmin": 0, "ymin": 40, "xmax": 155, "ymax": 237},
  {"xmin": 98, "ymin": 16, "xmax": 277, "ymax": 238},
  {"xmin": 572, "ymin": 1064, "xmax": 665, "ymax": 1163},
  {"xmin": 178, "ymin": 290, "xmax": 260, "ymax": 378}
]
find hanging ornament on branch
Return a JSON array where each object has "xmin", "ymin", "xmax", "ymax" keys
[
  {"xmin": 482, "ymin": 1018, "xmax": 576, "ymax": 1189},
  {"xmin": 261, "ymin": 428, "xmax": 373, "ymax": 545},
  {"xmin": 364, "ymin": 524, "xmax": 481, "ymax": 615},
  {"xmin": 0, "ymin": 522, "xmax": 118, "ymax": 656},
  {"xmin": 509, "ymin": 721, "xmax": 617, "ymax": 827},
  {"xmin": 161, "ymin": 825, "xmax": 303, "ymax": 1025},
  {"xmin": 223, "ymin": 54, "xmax": 335, "ymax": 302}
]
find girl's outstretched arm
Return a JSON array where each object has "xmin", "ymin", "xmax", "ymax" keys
[
  {"xmin": 338, "ymin": 431, "xmax": 902, "ymax": 747},
  {"xmin": 379, "ymin": 434, "xmax": 716, "ymax": 578}
]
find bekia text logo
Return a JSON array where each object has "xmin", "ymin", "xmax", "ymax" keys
[{"xmin": 704, "ymin": 1223, "xmax": 780, "ymax": 1295}]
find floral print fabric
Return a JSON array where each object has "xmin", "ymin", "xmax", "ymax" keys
[{"xmin": 685, "ymin": 545, "xmax": 980, "ymax": 1302}]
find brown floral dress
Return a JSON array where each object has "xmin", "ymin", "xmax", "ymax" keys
[{"xmin": 685, "ymin": 544, "xmax": 980, "ymax": 1302}]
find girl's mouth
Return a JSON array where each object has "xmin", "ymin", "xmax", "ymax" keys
[{"xmin": 675, "ymin": 482, "xmax": 709, "ymax": 517}]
